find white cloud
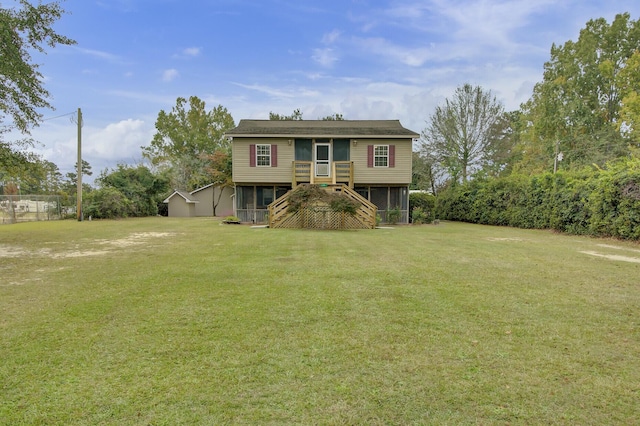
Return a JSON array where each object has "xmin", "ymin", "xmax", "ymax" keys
[
  {"xmin": 232, "ymin": 82, "xmax": 320, "ymax": 99},
  {"xmin": 173, "ymin": 47, "xmax": 202, "ymax": 59},
  {"xmin": 107, "ymin": 89, "xmax": 176, "ymax": 105},
  {"xmin": 322, "ymin": 30, "xmax": 341, "ymax": 44},
  {"xmin": 161, "ymin": 69, "xmax": 179, "ymax": 82},
  {"xmin": 72, "ymin": 46, "xmax": 125, "ymax": 63},
  {"xmin": 84, "ymin": 119, "xmax": 151, "ymax": 165},
  {"xmin": 353, "ymin": 37, "xmax": 432, "ymax": 66},
  {"xmin": 312, "ymin": 48, "xmax": 339, "ymax": 67},
  {"xmin": 182, "ymin": 47, "xmax": 201, "ymax": 57},
  {"xmin": 25, "ymin": 119, "xmax": 153, "ymax": 183}
]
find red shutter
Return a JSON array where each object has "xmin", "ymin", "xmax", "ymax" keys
[
  {"xmin": 367, "ymin": 145, "xmax": 373, "ymax": 168},
  {"xmin": 250, "ymin": 144, "xmax": 256, "ymax": 167},
  {"xmin": 271, "ymin": 144, "xmax": 277, "ymax": 167},
  {"xmin": 389, "ymin": 145, "xmax": 395, "ymax": 168}
]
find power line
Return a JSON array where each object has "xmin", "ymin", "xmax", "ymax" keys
[{"xmin": 41, "ymin": 111, "xmax": 77, "ymax": 122}]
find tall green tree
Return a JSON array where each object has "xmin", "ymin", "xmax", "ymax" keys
[
  {"xmin": 421, "ymin": 84, "xmax": 505, "ymax": 183},
  {"xmin": 143, "ymin": 96, "xmax": 235, "ymax": 190},
  {"xmin": 24, "ymin": 159, "xmax": 62, "ymax": 194},
  {"xmin": 0, "ymin": 0, "xmax": 75, "ymax": 135},
  {"xmin": 1, "ymin": 0, "xmax": 74, "ymax": 194},
  {"xmin": 518, "ymin": 13, "xmax": 640, "ymax": 171},
  {"xmin": 411, "ymin": 151, "xmax": 442, "ymax": 194},
  {"xmin": 617, "ymin": 50, "xmax": 640, "ymax": 145},
  {"xmin": 62, "ymin": 160, "xmax": 92, "ymax": 197},
  {"xmin": 0, "ymin": 140, "xmax": 39, "ymax": 188},
  {"xmin": 91, "ymin": 164, "xmax": 169, "ymax": 218}
]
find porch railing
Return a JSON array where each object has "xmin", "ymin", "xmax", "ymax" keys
[
  {"xmin": 292, "ymin": 161, "xmax": 353, "ymax": 187},
  {"xmin": 267, "ymin": 189, "xmax": 292, "ymax": 228}
]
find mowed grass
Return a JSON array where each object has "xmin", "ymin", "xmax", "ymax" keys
[{"xmin": 1, "ymin": 218, "xmax": 639, "ymax": 425}]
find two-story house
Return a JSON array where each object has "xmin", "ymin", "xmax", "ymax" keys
[{"xmin": 226, "ymin": 119, "xmax": 419, "ymax": 226}]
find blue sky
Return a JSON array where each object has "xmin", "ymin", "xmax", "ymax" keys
[{"xmin": 15, "ymin": 0, "xmax": 640, "ymax": 181}]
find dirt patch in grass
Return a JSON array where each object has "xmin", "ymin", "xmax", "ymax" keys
[
  {"xmin": 100, "ymin": 232, "xmax": 176, "ymax": 248},
  {"xmin": 0, "ymin": 245, "xmax": 28, "ymax": 258},
  {"xmin": 597, "ymin": 244, "xmax": 640, "ymax": 254},
  {"xmin": 486, "ymin": 237, "xmax": 526, "ymax": 242},
  {"xmin": 580, "ymin": 251, "xmax": 640, "ymax": 264},
  {"xmin": 50, "ymin": 250, "xmax": 112, "ymax": 259},
  {"xmin": 0, "ymin": 232, "xmax": 178, "ymax": 259}
]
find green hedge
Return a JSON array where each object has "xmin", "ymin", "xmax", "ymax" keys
[
  {"xmin": 435, "ymin": 157, "xmax": 640, "ymax": 240},
  {"xmin": 409, "ymin": 192, "xmax": 436, "ymax": 223}
]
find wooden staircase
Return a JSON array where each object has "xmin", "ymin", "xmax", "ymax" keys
[{"xmin": 268, "ymin": 184, "xmax": 377, "ymax": 229}]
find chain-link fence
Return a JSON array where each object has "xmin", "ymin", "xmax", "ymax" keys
[{"xmin": 0, "ymin": 195, "xmax": 69, "ymax": 224}]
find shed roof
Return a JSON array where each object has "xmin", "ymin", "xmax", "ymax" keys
[
  {"xmin": 162, "ymin": 189, "xmax": 199, "ymax": 204},
  {"xmin": 225, "ymin": 120, "xmax": 419, "ymax": 139},
  {"xmin": 190, "ymin": 183, "xmax": 214, "ymax": 194}
]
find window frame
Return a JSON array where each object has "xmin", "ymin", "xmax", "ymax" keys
[
  {"xmin": 256, "ymin": 144, "xmax": 271, "ymax": 167},
  {"xmin": 373, "ymin": 145, "xmax": 389, "ymax": 168}
]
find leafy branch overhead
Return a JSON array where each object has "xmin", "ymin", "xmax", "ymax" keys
[{"xmin": 0, "ymin": 0, "xmax": 76, "ymax": 134}]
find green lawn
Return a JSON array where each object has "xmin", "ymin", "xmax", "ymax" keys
[{"xmin": 1, "ymin": 218, "xmax": 639, "ymax": 425}]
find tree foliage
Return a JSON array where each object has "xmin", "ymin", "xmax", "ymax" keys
[
  {"xmin": 286, "ymin": 184, "xmax": 359, "ymax": 216},
  {"xmin": 269, "ymin": 109, "xmax": 345, "ymax": 121},
  {"xmin": 409, "ymin": 191, "xmax": 436, "ymax": 223},
  {"xmin": 0, "ymin": 0, "xmax": 74, "ymax": 197},
  {"xmin": 411, "ymin": 151, "xmax": 442, "ymax": 194},
  {"xmin": 618, "ymin": 50, "xmax": 640, "ymax": 145},
  {"xmin": 518, "ymin": 13, "xmax": 640, "ymax": 172},
  {"xmin": 0, "ymin": 140, "xmax": 39, "ymax": 186},
  {"xmin": 269, "ymin": 109, "xmax": 303, "ymax": 121},
  {"xmin": 435, "ymin": 156, "xmax": 640, "ymax": 240},
  {"xmin": 143, "ymin": 96, "xmax": 235, "ymax": 190},
  {"xmin": 0, "ymin": 143, "xmax": 70, "ymax": 195},
  {"xmin": 0, "ymin": 0, "xmax": 75, "ymax": 135},
  {"xmin": 321, "ymin": 113, "xmax": 344, "ymax": 121},
  {"xmin": 92, "ymin": 164, "xmax": 170, "ymax": 218},
  {"xmin": 421, "ymin": 84, "xmax": 505, "ymax": 183},
  {"xmin": 201, "ymin": 150, "xmax": 233, "ymax": 216},
  {"xmin": 84, "ymin": 187, "xmax": 132, "ymax": 220}
]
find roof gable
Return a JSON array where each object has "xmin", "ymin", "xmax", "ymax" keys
[
  {"xmin": 190, "ymin": 183, "xmax": 214, "ymax": 194},
  {"xmin": 163, "ymin": 189, "xmax": 199, "ymax": 204},
  {"xmin": 225, "ymin": 119, "xmax": 419, "ymax": 139}
]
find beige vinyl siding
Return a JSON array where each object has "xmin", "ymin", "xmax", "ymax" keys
[
  {"xmin": 192, "ymin": 187, "xmax": 212, "ymax": 216},
  {"xmin": 167, "ymin": 198, "xmax": 196, "ymax": 217},
  {"xmin": 232, "ymin": 136, "xmax": 412, "ymax": 185},
  {"xmin": 352, "ymin": 138, "xmax": 412, "ymax": 184},
  {"xmin": 191, "ymin": 186, "xmax": 234, "ymax": 217},
  {"xmin": 232, "ymin": 138, "xmax": 294, "ymax": 184}
]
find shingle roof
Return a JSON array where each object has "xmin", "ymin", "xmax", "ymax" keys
[
  {"xmin": 225, "ymin": 120, "xmax": 419, "ymax": 138},
  {"xmin": 162, "ymin": 189, "xmax": 199, "ymax": 204}
]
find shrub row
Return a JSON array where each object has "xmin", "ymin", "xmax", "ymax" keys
[
  {"xmin": 84, "ymin": 187, "xmax": 159, "ymax": 219},
  {"xmin": 435, "ymin": 157, "xmax": 640, "ymax": 240},
  {"xmin": 409, "ymin": 192, "xmax": 436, "ymax": 224}
]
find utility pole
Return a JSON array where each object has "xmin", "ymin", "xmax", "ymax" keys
[{"xmin": 76, "ymin": 107, "xmax": 83, "ymax": 221}]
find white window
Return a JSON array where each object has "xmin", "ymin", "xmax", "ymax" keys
[
  {"xmin": 256, "ymin": 144, "xmax": 271, "ymax": 166},
  {"xmin": 374, "ymin": 145, "xmax": 388, "ymax": 167}
]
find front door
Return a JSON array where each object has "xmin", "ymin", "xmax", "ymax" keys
[{"xmin": 315, "ymin": 143, "xmax": 331, "ymax": 177}]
